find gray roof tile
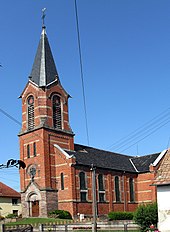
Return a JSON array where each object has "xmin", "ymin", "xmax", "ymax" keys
[{"xmin": 66, "ymin": 144, "xmax": 160, "ymax": 173}]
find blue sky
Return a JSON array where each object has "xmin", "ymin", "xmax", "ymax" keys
[{"xmin": 1, "ymin": 0, "xmax": 170, "ymax": 191}]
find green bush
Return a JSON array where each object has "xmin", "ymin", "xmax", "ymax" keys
[
  {"xmin": 133, "ymin": 202, "xmax": 158, "ymax": 232},
  {"xmin": 108, "ymin": 211, "xmax": 134, "ymax": 220},
  {"xmin": 5, "ymin": 213, "xmax": 17, "ymax": 219},
  {"xmin": 48, "ymin": 210, "xmax": 72, "ymax": 219}
]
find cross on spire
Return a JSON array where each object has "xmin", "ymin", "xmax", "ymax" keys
[{"xmin": 42, "ymin": 8, "xmax": 46, "ymax": 27}]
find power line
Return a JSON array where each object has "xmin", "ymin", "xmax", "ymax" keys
[
  {"xmin": 106, "ymin": 108, "xmax": 170, "ymax": 151},
  {"xmin": 115, "ymin": 112, "xmax": 170, "ymax": 151},
  {"xmin": 120, "ymin": 118, "xmax": 170, "ymax": 153},
  {"xmin": 0, "ymin": 108, "xmax": 21, "ymax": 126},
  {"xmin": 74, "ymin": 0, "xmax": 90, "ymax": 145}
]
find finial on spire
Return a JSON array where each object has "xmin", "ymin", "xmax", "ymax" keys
[{"xmin": 42, "ymin": 8, "xmax": 46, "ymax": 28}]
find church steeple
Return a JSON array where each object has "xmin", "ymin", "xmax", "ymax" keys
[{"xmin": 29, "ymin": 25, "xmax": 59, "ymax": 87}]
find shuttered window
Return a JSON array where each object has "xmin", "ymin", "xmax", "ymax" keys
[
  {"xmin": 27, "ymin": 95, "xmax": 35, "ymax": 130},
  {"xmin": 52, "ymin": 95, "xmax": 62, "ymax": 129}
]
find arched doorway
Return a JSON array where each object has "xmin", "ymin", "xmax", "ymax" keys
[
  {"xmin": 32, "ymin": 200, "xmax": 39, "ymax": 217},
  {"xmin": 28, "ymin": 193, "xmax": 40, "ymax": 217}
]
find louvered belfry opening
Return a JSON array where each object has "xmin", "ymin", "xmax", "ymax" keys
[
  {"xmin": 27, "ymin": 95, "xmax": 35, "ymax": 130},
  {"xmin": 53, "ymin": 95, "xmax": 62, "ymax": 129}
]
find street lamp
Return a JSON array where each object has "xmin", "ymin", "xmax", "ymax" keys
[{"xmin": 90, "ymin": 164, "xmax": 97, "ymax": 232}]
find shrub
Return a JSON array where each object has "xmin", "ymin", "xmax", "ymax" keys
[
  {"xmin": 48, "ymin": 210, "xmax": 72, "ymax": 219},
  {"xmin": 5, "ymin": 213, "xmax": 17, "ymax": 219},
  {"xmin": 108, "ymin": 211, "xmax": 134, "ymax": 220},
  {"xmin": 133, "ymin": 202, "xmax": 158, "ymax": 232}
]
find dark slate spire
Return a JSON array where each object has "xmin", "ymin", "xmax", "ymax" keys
[{"xmin": 30, "ymin": 25, "xmax": 59, "ymax": 87}]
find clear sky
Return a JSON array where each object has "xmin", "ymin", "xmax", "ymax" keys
[{"xmin": 1, "ymin": 0, "xmax": 170, "ymax": 191}]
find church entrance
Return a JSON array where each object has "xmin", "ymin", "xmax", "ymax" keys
[{"xmin": 32, "ymin": 201, "xmax": 39, "ymax": 217}]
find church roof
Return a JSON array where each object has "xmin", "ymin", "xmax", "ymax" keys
[
  {"xmin": 66, "ymin": 144, "xmax": 160, "ymax": 173},
  {"xmin": 131, "ymin": 152, "xmax": 160, "ymax": 173},
  {"xmin": 0, "ymin": 182, "xmax": 20, "ymax": 198},
  {"xmin": 29, "ymin": 26, "xmax": 59, "ymax": 87}
]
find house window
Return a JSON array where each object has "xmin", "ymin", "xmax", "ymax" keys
[
  {"xmin": 115, "ymin": 176, "xmax": 120, "ymax": 202},
  {"xmin": 12, "ymin": 199, "xmax": 18, "ymax": 205},
  {"xmin": 13, "ymin": 210, "xmax": 18, "ymax": 216},
  {"xmin": 27, "ymin": 95, "xmax": 35, "ymax": 130},
  {"xmin": 129, "ymin": 178, "xmax": 135, "ymax": 202},
  {"xmin": 33, "ymin": 142, "xmax": 36, "ymax": 157},
  {"xmin": 27, "ymin": 144, "xmax": 30, "ymax": 158},
  {"xmin": 98, "ymin": 174, "xmax": 105, "ymax": 202},
  {"xmin": 79, "ymin": 172, "xmax": 87, "ymax": 202},
  {"xmin": 52, "ymin": 95, "xmax": 62, "ymax": 129},
  {"xmin": 61, "ymin": 173, "xmax": 64, "ymax": 190}
]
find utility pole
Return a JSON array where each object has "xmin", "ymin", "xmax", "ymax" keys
[{"xmin": 90, "ymin": 164, "xmax": 97, "ymax": 232}]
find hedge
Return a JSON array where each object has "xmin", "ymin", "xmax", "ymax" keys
[
  {"xmin": 48, "ymin": 209, "xmax": 72, "ymax": 219},
  {"xmin": 108, "ymin": 211, "xmax": 134, "ymax": 220}
]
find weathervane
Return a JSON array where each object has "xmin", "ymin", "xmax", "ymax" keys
[{"xmin": 42, "ymin": 8, "xmax": 46, "ymax": 27}]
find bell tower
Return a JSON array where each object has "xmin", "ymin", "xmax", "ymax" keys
[{"xmin": 19, "ymin": 21, "xmax": 74, "ymax": 217}]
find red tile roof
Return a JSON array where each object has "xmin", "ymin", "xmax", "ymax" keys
[
  {"xmin": 152, "ymin": 149, "xmax": 170, "ymax": 186},
  {"xmin": 0, "ymin": 182, "xmax": 20, "ymax": 198}
]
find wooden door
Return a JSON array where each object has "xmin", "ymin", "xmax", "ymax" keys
[{"xmin": 32, "ymin": 201, "xmax": 39, "ymax": 217}]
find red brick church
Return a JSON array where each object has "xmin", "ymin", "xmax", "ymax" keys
[{"xmin": 19, "ymin": 23, "xmax": 166, "ymax": 218}]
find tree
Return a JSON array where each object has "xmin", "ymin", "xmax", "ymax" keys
[{"xmin": 133, "ymin": 202, "xmax": 158, "ymax": 231}]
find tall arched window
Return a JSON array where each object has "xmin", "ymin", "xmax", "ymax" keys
[
  {"xmin": 27, "ymin": 144, "xmax": 30, "ymax": 158},
  {"xmin": 27, "ymin": 95, "xmax": 35, "ymax": 130},
  {"xmin": 98, "ymin": 174, "xmax": 105, "ymax": 202},
  {"xmin": 33, "ymin": 142, "xmax": 36, "ymax": 157},
  {"xmin": 115, "ymin": 176, "xmax": 120, "ymax": 202},
  {"xmin": 79, "ymin": 172, "xmax": 87, "ymax": 202},
  {"xmin": 61, "ymin": 173, "xmax": 64, "ymax": 190},
  {"xmin": 129, "ymin": 178, "xmax": 135, "ymax": 202},
  {"xmin": 52, "ymin": 95, "xmax": 62, "ymax": 129}
]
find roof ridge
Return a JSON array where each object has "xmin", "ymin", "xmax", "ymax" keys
[
  {"xmin": 132, "ymin": 152, "xmax": 160, "ymax": 160},
  {"xmin": 74, "ymin": 143, "xmax": 133, "ymax": 158}
]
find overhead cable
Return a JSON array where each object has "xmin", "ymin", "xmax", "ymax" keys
[{"xmin": 74, "ymin": 0, "xmax": 90, "ymax": 145}]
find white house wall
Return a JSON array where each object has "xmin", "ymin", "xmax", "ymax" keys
[
  {"xmin": 0, "ymin": 197, "xmax": 21, "ymax": 217},
  {"xmin": 157, "ymin": 185, "xmax": 170, "ymax": 232}
]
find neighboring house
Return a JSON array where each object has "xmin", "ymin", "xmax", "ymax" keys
[
  {"xmin": 19, "ymin": 23, "xmax": 164, "ymax": 218},
  {"xmin": 0, "ymin": 182, "xmax": 21, "ymax": 217},
  {"xmin": 152, "ymin": 149, "xmax": 170, "ymax": 232}
]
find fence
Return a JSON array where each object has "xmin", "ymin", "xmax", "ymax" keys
[{"xmin": 1, "ymin": 221, "xmax": 140, "ymax": 232}]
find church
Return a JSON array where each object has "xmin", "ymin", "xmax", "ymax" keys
[{"xmin": 18, "ymin": 22, "xmax": 167, "ymax": 218}]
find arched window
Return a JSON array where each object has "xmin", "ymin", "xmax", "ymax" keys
[
  {"xmin": 129, "ymin": 178, "xmax": 135, "ymax": 202},
  {"xmin": 27, "ymin": 95, "xmax": 35, "ymax": 130},
  {"xmin": 27, "ymin": 144, "xmax": 30, "ymax": 158},
  {"xmin": 79, "ymin": 172, "xmax": 87, "ymax": 202},
  {"xmin": 98, "ymin": 174, "xmax": 105, "ymax": 202},
  {"xmin": 33, "ymin": 142, "xmax": 36, "ymax": 157},
  {"xmin": 61, "ymin": 173, "xmax": 64, "ymax": 190},
  {"xmin": 115, "ymin": 176, "xmax": 120, "ymax": 202},
  {"xmin": 52, "ymin": 95, "xmax": 62, "ymax": 129}
]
